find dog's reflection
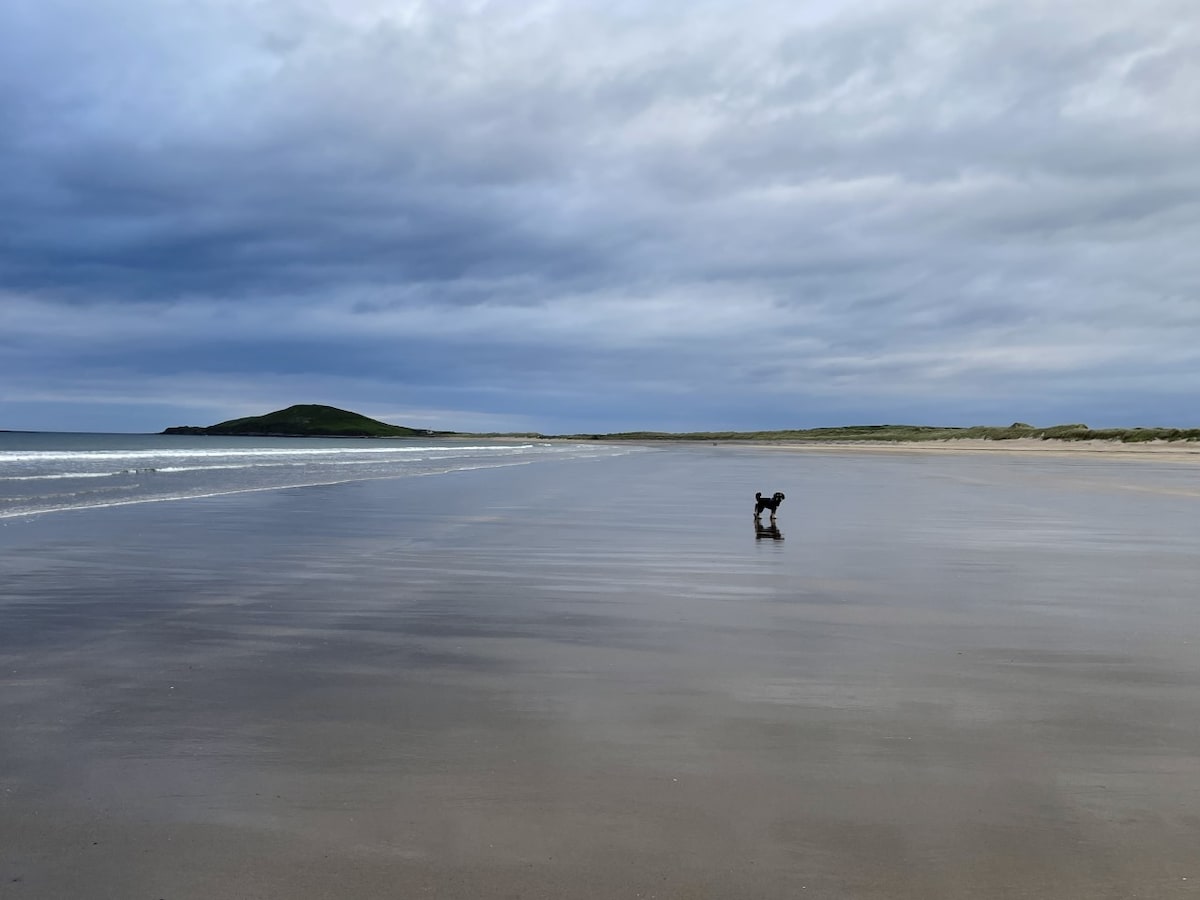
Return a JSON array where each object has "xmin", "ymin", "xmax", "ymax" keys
[{"xmin": 754, "ymin": 519, "xmax": 784, "ymax": 541}]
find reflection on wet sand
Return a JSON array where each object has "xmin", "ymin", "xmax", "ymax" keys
[
  {"xmin": 754, "ymin": 519, "xmax": 784, "ymax": 540},
  {"xmin": 2, "ymin": 447, "xmax": 1199, "ymax": 899}
]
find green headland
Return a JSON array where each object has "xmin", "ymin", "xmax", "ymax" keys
[{"xmin": 163, "ymin": 404, "xmax": 445, "ymax": 438}]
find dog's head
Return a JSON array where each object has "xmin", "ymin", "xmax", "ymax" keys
[{"xmin": 772, "ymin": 492, "xmax": 785, "ymax": 503}]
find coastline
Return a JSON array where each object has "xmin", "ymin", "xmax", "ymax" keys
[{"xmin": 717, "ymin": 437, "xmax": 1200, "ymax": 461}]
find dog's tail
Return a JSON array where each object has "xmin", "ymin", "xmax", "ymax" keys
[{"xmin": 755, "ymin": 492, "xmax": 762, "ymax": 500}]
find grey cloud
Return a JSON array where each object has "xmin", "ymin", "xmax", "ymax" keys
[{"xmin": 1, "ymin": 0, "xmax": 1197, "ymax": 431}]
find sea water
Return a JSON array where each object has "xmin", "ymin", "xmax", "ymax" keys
[{"xmin": 0, "ymin": 432, "xmax": 639, "ymax": 518}]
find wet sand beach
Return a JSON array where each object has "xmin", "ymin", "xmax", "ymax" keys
[{"xmin": 2, "ymin": 446, "xmax": 1199, "ymax": 898}]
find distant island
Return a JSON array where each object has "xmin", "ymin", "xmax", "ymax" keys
[{"xmin": 163, "ymin": 404, "xmax": 449, "ymax": 438}]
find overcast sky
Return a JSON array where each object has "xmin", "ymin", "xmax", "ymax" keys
[{"xmin": 2, "ymin": 0, "xmax": 1197, "ymax": 433}]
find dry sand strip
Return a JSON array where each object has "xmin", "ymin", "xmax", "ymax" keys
[{"xmin": 723, "ymin": 438, "xmax": 1200, "ymax": 462}]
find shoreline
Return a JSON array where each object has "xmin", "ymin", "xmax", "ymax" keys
[
  {"xmin": 4, "ymin": 448, "xmax": 1200, "ymax": 898},
  {"xmin": 706, "ymin": 437, "xmax": 1200, "ymax": 462}
]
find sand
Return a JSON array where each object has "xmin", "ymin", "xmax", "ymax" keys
[
  {"xmin": 2, "ymin": 446, "xmax": 1199, "ymax": 898},
  {"xmin": 728, "ymin": 436, "xmax": 1200, "ymax": 462}
]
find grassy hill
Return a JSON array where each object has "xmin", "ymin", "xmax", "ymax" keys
[
  {"xmin": 163, "ymin": 405, "xmax": 442, "ymax": 438},
  {"xmin": 162, "ymin": 410, "xmax": 1200, "ymax": 443}
]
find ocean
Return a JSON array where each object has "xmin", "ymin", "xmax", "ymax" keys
[{"xmin": 0, "ymin": 432, "xmax": 638, "ymax": 519}]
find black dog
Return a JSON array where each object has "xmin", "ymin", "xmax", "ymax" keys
[{"xmin": 754, "ymin": 491, "xmax": 785, "ymax": 518}]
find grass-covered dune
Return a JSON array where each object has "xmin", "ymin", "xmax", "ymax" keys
[
  {"xmin": 163, "ymin": 404, "xmax": 443, "ymax": 438},
  {"xmin": 536, "ymin": 423, "xmax": 1200, "ymax": 443},
  {"xmin": 162, "ymin": 408, "xmax": 1200, "ymax": 444}
]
